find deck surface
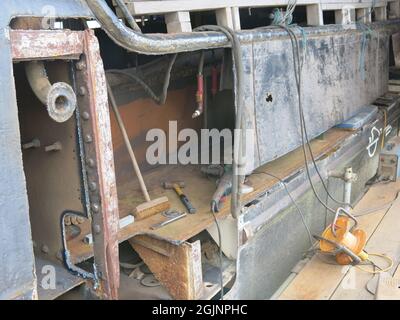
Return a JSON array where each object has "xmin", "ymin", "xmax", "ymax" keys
[
  {"xmin": 68, "ymin": 128, "xmax": 351, "ymax": 263},
  {"xmin": 279, "ymin": 181, "xmax": 400, "ymax": 300}
]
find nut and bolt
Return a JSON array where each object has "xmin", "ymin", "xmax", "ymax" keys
[
  {"xmin": 45, "ymin": 141, "xmax": 62, "ymax": 152},
  {"xmin": 22, "ymin": 138, "xmax": 41, "ymax": 150}
]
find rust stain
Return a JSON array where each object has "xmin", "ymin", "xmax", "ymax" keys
[
  {"xmin": 10, "ymin": 30, "xmax": 84, "ymax": 61},
  {"xmin": 83, "ymin": 30, "xmax": 120, "ymax": 299}
]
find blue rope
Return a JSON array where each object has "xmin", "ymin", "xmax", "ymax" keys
[
  {"xmin": 357, "ymin": 23, "xmax": 374, "ymax": 81},
  {"xmin": 270, "ymin": 8, "xmax": 307, "ymax": 60}
]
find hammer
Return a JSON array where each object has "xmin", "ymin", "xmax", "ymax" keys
[{"xmin": 162, "ymin": 182, "xmax": 196, "ymax": 214}]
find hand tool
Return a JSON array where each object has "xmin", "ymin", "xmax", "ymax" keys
[
  {"xmin": 211, "ymin": 171, "xmax": 232, "ymax": 213},
  {"xmin": 150, "ymin": 212, "xmax": 187, "ymax": 230},
  {"xmin": 162, "ymin": 181, "xmax": 196, "ymax": 214},
  {"xmin": 107, "ymin": 81, "xmax": 170, "ymax": 220}
]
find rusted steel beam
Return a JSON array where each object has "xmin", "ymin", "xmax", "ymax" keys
[
  {"xmin": 9, "ymin": 27, "xmax": 120, "ymax": 299},
  {"xmin": 79, "ymin": 30, "xmax": 120, "ymax": 299},
  {"xmin": 10, "ymin": 30, "xmax": 84, "ymax": 61}
]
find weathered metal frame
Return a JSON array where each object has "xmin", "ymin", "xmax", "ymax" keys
[
  {"xmin": 0, "ymin": 0, "xmax": 94, "ymax": 300},
  {"xmin": 9, "ymin": 28, "xmax": 120, "ymax": 299}
]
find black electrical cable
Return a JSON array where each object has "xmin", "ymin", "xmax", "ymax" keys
[
  {"xmin": 285, "ymin": 26, "xmax": 351, "ymax": 209},
  {"xmin": 257, "ymin": 24, "xmax": 350, "ymax": 210},
  {"xmin": 106, "ymin": 53, "xmax": 177, "ymax": 105},
  {"xmin": 114, "ymin": 0, "xmax": 141, "ymax": 32},
  {"xmin": 254, "ymin": 171, "xmax": 314, "ymax": 247},
  {"xmin": 194, "ymin": 25, "xmax": 245, "ymax": 221},
  {"xmin": 194, "ymin": 25, "xmax": 246, "ymax": 301},
  {"xmin": 275, "ymin": 25, "xmax": 338, "ymax": 214}
]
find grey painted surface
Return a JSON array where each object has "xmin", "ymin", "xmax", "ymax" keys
[
  {"xmin": 244, "ymin": 29, "xmax": 390, "ymax": 172},
  {"xmin": 0, "ymin": 0, "xmax": 92, "ymax": 300},
  {"xmin": 0, "ymin": 29, "xmax": 36, "ymax": 300}
]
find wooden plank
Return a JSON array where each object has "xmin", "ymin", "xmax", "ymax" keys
[
  {"xmin": 375, "ymin": 6, "xmax": 387, "ymax": 21},
  {"xmin": 356, "ymin": 8, "xmax": 372, "ymax": 24},
  {"xmin": 389, "ymin": 0, "xmax": 400, "ymax": 18},
  {"xmin": 307, "ymin": 4, "xmax": 324, "ymax": 26},
  {"xmin": 68, "ymin": 127, "xmax": 353, "ymax": 263},
  {"xmin": 388, "ymin": 85, "xmax": 400, "ymax": 93},
  {"xmin": 124, "ymin": 0, "xmax": 320, "ymax": 15},
  {"xmin": 322, "ymin": 2, "xmax": 387, "ymax": 11},
  {"xmin": 279, "ymin": 181, "xmax": 400, "ymax": 300},
  {"xmin": 129, "ymin": 236, "xmax": 203, "ymax": 300},
  {"xmin": 216, "ymin": 7, "xmax": 241, "ymax": 30},
  {"xmin": 124, "ymin": 0, "xmax": 389, "ymax": 16},
  {"xmin": 335, "ymin": 7, "xmax": 355, "ymax": 25},
  {"xmin": 165, "ymin": 11, "xmax": 192, "ymax": 33},
  {"xmin": 375, "ymin": 267, "xmax": 400, "ymax": 299},
  {"xmin": 331, "ymin": 189, "xmax": 400, "ymax": 300}
]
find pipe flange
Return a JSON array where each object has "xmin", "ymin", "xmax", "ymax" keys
[{"xmin": 47, "ymin": 82, "xmax": 77, "ymax": 123}]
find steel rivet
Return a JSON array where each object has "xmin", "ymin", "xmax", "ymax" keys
[
  {"xmin": 76, "ymin": 61, "xmax": 86, "ymax": 71},
  {"xmin": 89, "ymin": 182, "xmax": 97, "ymax": 192},
  {"xmin": 93, "ymin": 225, "xmax": 101, "ymax": 234},
  {"xmin": 82, "ymin": 111, "xmax": 90, "ymax": 121},
  {"xmin": 41, "ymin": 245, "xmax": 49, "ymax": 254},
  {"xmin": 78, "ymin": 86, "xmax": 87, "ymax": 96},
  {"xmin": 86, "ymin": 158, "xmax": 95, "ymax": 168},
  {"xmin": 92, "ymin": 203, "xmax": 100, "ymax": 213},
  {"xmin": 84, "ymin": 134, "xmax": 93, "ymax": 143}
]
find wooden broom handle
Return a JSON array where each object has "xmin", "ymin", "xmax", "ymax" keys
[{"xmin": 106, "ymin": 80, "xmax": 151, "ymax": 202}]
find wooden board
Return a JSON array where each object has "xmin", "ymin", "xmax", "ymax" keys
[
  {"xmin": 68, "ymin": 127, "xmax": 352, "ymax": 263},
  {"xmin": 120, "ymin": 0, "xmax": 392, "ymax": 16},
  {"xmin": 113, "ymin": 0, "xmax": 400, "ymax": 30},
  {"xmin": 331, "ymin": 188, "xmax": 400, "ymax": 300},
  {"xmin": 279, "ymin": 181, "xmax": 400, "ymax": 300}
]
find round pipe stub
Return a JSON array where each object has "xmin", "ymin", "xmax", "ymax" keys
[{"xmin": 46, "ymin": 82, "xmax": 77, "ymax": 123}]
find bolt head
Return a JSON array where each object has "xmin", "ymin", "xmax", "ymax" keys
[
  {"xmin": 84, "ymin": 135, "xmax": 92, "ymax": 143},
  {"xmin": 81, "ymin": 111, "xmax": 90, "ymax": 121},
  {"xmin": 86, "ymin": 158, "xmax": 95, "ymax": 168},
  {"xmin": 92, "ymin": 203, "xmax": 100, "ymax": 213},
  {"xmin": 78, "ymin": 86, "xmax": 87, "ymax": 96},
  {"xmin": 89, "ymin": 182, "xmax": 97, "ymax": 192},
  {"xmin": 93, "ymin": 225, "xmax": 101, "ymax": 234}
]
